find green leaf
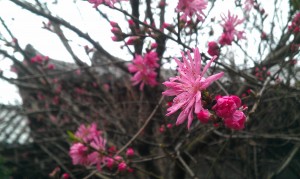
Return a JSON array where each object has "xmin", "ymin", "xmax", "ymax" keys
[{"xmin": 67, "ymin": 130, "xmax": 79, "ymax": 142}]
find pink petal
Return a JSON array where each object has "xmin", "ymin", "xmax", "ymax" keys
[{"xmin": 201, "ymin": 72, "xmax": 224, "ymax": 89}]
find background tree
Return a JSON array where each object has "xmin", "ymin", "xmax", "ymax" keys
[{"xmin": 0, "ymin": 0, "xmax": 300, "ymax": 178}]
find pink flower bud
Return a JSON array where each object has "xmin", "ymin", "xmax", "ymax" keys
[
  {"xmin": 167, "ymin": 101, "xmax": 173, "ymax": 107},
  {"xmin": 108, "ymin": 146, "xmax": 116, "ymax": 154},
  {"xmin": 207, "ymin": 41, "xmax": 220, "ymax": 56},
  {"xmin": 111, "ymin": 36, "xmax": 118, "ymax": 41},
  {"xmin": 62, "ymin": 173, "xmax": 70, "ymax": 179},
  {"xmin": 261, "ymin": 32, "xmax": 267, "ymax": 40},
  {"xmin": 126, "ymin": 148, "xmax": 135, "ymax": 157},
  {"xmin": 125, "ymin": 36, "xmax": 140, "ymax": 45},
  {"xmin": 105, "ymin": 157, "xmax": 114, "ymax": 169},
  {"xmin": 159, "ymin": 125, "xmax": 165, "ymax": 133},
  {"xmin": 224, "ymin": 110, "xmax": 246, "ymax": 130},
  {"xmin": 114, "ymin": 155, "xmax": 123, "ymax": 161},
  {"xmin": 158, "ymin": 0, "xmax": 167, "ymax": 7},
  {"xmin": 196, "ymin": 109, "xmax": 211, "ymax": 123},
  {"xmin": 110, "ymin": 21, "xmax": 118, "ymax": 27},
  {"xmin": 212, "ymin": 95, "xmax": 241, "ymax": 118},
  {"xmin": 111, "ymin": 27, "xmax": 121, "ymax": 34},
  {"xmin": 128, "ymin": 19, "xmax": 135, "ymax": 27},
  {"xmin": 166, "ymin": 123, "xmax": 173, "ymax": 128},
  {"xmin": 127, "ymin": 168, "xmax": 134, "ymax": 173},
  {"xmin": 162, "ymin": 22, "xmax": 171, "ymax": 29},
  {"xmin": 151, "ymin": 43, "xmax": 158, "ymax": 49},
  {"xmin": 48, "ymin": 64, "xmax": 55, "ymax": 70},
  {"xmin": 118, "ymin": 162, "xmax": 127, "ymax": 172},
  {"xmin": 12, "ymin": 38, "xmax": 18, "ymax": 43}
]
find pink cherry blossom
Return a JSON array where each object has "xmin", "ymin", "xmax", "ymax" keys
[
  {"xmin": 224, "ymin": 110, "xmax": 246, "ymax": 130},
  {"xmin": 212, "ymin": 95, "xmax": 246, "ymax": 130},
  {"xmin": 128, "ymin": 52, "xmax": 159, "ymax": 90},
  {"xmin": 89, "ymin": 135, "xmax": 107, "ymax": 170},
  {"xmin": 212, "ymin": 95, "xmax": 241, "ymax": 118},
  {"xmin": 162, "ymin": 48, "xmax": 224, "ymax": 129},
  {"xmin": 144, "ymin": 51, "xmax": 159, "ymax": 68},
  {"xmin": 176, "ymin": 0, "xmax": 208, "ymax": 21},
  {"xmin": 75, "ymin": 123, "xmax": 101, "ymax": 143},
  {"xmin": 289, "ymin": 12, "xmax": 300, "ymax": 33},
  {"xmin": 219, "ymin": 11, "xmax": 245, "ymax": 46},
  {"xmin": 69, "ymin": 143, "xmax": 92, "ymax": 165}
]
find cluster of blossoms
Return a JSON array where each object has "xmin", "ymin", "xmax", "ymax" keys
[
  {"xmin": 30, "ymin": 54, "xmax": 49, "ymax": 63},
  {"xmin": 30, "ymin": 55, "xmax": 55, "ymax": 70},
  {"xmin": 176, "ymin": 0, "xmax": 208, "ymax": 21},
  {"xmin": 110, "ymin": 21, "xmax": 125, "ymax": 42},
  {"xmin": 162, "ymin": 48, "xmax": 247, "ymax": 130},
  {"xmin": 69, "ymin": 123, "xmax": 134, "ymax": 172},
  {"xmin": 88, "ymin": 0, "xmax": 126, "ymax": 8},
  {"xmin": 128, "ymin": 50, "xmax": 159, "ymax": 90},
  {"xmin": 288, "ymin": 12, "xmax": 300, "ymax": 34},
  {"xmin": 254, "ymin": 66, "xmax": 270, "ymax": 81},
  {"xmin": 212, "ymin": 95, "xmax": 246, "ymax": 130},
  {"xmin": 162, "ymin": 48, "xmax": 224, "ymax": 129},
  {"xmin": 219, "ymin": 11, "xmax": 245, "ymax": 46}
]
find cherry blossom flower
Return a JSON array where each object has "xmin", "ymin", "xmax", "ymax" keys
[
  {"xmin": 69, "ymin": 143, "xmax": 92, "ymax": 165},
  {"xmin": 212, "ymin": 95, "xmax": 241, "ymax": 118},
  {"xmin": 70, "ymin": 124, "xmax": 108, "ymax": 170},
  {"xmin": 144, "ymin": 51, "xmax": 159, "ymax": 68},
  {"xmin": 212, "ymin": 95, "xmax": 246, "ymax": 130},
  {"xmin": 162, "ymin": 48, "xmax": 224, "ymax": 129},
  {"xmin": 224, "ymin": 110, "xmax": 246, "ymax": 130},
  {"xmin": 128, "ymin": 52, "xmax": 159, "ymax": 90},
  {"xmin": 289, "ymin": 12, "xmax": 300, "ymax": 33},
  {"xmin": 219, "ymin": 11, "xmax": 245, "ymax": 46},
  {"xmin": 176, "ymin": 0, "xmax": 208, "ymax": 21},
  {"xmin": 89, "ymin": 135, "xmax": 107, "ymax": 170},
  {"xmin": 75, "ymin": 123, "xmax": 101, "ymax": 143}
]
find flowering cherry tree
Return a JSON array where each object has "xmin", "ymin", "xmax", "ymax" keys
[{"xmin": 0, "ymin": 0, "xmax": 300, "ymax": 179}]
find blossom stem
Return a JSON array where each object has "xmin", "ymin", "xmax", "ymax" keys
[{"xmin": 116, "ymin": 96, "xmax": 164, "ymax": 156}]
